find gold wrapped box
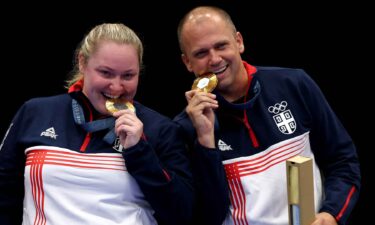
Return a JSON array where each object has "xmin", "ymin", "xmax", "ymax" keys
[{"xmin": 286, "ymin": 155, "xmax": 315, "ymax": 225}]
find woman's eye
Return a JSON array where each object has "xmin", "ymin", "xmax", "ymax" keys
[
  {"xmin": 99, "ymin": 70, "xmax": 113, "ymax": 77},
  {"xmin": 121, "ymin": 73, "xmax": 135, "ymax": 80}
]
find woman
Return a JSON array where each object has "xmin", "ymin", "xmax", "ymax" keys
[{"xmin": 0, "ymin": 23, "xmax": 193, "ymax": 225}]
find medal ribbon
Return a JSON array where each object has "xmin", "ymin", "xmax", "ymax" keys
[{"xmin": 72, "ymin": 99, "xmax": 117, "ymax": 144}]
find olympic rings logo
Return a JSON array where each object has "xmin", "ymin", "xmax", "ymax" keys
[{"xmin": 268, "ymin": 101, "xmax": 288, "ymax": 114}]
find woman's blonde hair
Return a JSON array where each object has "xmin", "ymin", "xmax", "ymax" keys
[{"xmin": 65, "ymin": 23, "xmax": 144, "ymax": 88}]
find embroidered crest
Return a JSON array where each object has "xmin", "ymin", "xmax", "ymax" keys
[{"xmin": 268, "ymin": 101, "xmax": 296, "ymax": 134}]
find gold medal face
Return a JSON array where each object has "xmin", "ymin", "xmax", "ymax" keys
[
  {"xmin": 105, "ymin": 99, "xmax": 135, "ymax": 114},
  {"xmin": 191, "ymin": 73, "xmax": 218, "ymax": 93}
]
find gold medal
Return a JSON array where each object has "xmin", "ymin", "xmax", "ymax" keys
[
  {"xmin": 191, "ymin": 73, "xmax": 218, "ymax": 93},
  {"xmin": 106, "ymin": 99, "xmax": 135, "ymax": 114}
]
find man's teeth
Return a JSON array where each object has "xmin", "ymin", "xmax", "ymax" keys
[{"xmin": 213, "ymin": 66, "xmax": 227, "ymax": 74}]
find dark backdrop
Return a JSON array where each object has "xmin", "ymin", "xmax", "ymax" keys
[{"xmin": 1, "ymin": 1, "xmax": 369, "ymax": 224}]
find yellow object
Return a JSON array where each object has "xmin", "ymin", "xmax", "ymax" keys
[
  {"xmin": 286, "ymin": 155, "xmax": 315, "ymax": 225},
  {"xmin": 191, "ymin": 73, "xmax": 218, "ymax": 93},
  {"xmin": 106, "ymin": 99, "xmax": 135, "ymax": 114}
]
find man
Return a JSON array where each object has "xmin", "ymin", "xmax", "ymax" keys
[{"xmin": 173, "ymin": 6, "xmax": 360, "ymax": 225}]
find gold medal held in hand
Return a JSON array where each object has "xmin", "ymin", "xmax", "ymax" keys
[
  {"xmin": 106, "ymin": 99, "xmax": 135, "ymax": 114},
  {"xmin": 191, "ymin": 73, "xmax": 218, "ymax": 93}
]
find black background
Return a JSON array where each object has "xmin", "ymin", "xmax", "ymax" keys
[{"xmin": 1, "ymin": 1, "xmax": 370, "ymax": 224}]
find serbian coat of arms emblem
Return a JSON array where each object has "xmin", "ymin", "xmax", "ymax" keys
[{"xmin": 268, "ymin": 101, "xmax": 296, "ymax": 134}]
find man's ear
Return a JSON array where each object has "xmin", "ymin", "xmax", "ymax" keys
[
  {"xmin": 181, "ymin": 54, "xmax": 193, "ymax": 72},
  {"xmin": 236, "ymin": 32, "xmax": 245, "ymax": 53}
]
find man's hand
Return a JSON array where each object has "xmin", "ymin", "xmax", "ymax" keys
[
  {"xmin": 311, "ymin": 212, "xmax": 338, "ymax": 225},
  {"xmin": 185, "ymin": 90, "xmax": 218, "ymax": 148}
]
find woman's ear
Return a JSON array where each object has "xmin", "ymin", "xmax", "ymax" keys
[{"xmin": 78, "ymin": 53, "xmax": 85, "ymax": 73}]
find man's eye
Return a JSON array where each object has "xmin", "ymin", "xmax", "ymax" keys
[
  {"xmin": 195, "ymin": 51, "xmax": 206, "ymax": 58},
  {"xmin": 217, "ymin": 44, "xmax": 226, "ymax": 50}
]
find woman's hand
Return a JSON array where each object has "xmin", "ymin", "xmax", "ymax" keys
[{"xmin": 113, "ymin": 109, "xmax": 143, "ymax": 149}]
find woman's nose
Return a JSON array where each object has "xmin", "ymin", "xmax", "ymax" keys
[{"xmin": 109, "ymin": 77, "xmax": 124, "ymax": 92}]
